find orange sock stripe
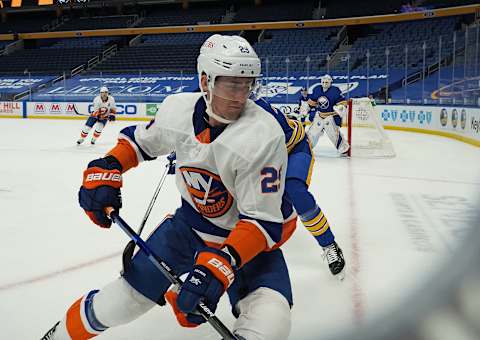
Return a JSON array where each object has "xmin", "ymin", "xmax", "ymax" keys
[
  {"xmin": 93, "ymin": 132, "xmax": 101, "ymax": 138},
  {"xmin": 65, "ymin": 297, "xmax": 97, "ymax": 340},
  {"xmin": 81, "ymin": 132, "xmax": 88, "ymax": 138},
  {"xmin": 223, "ymin": 220, "xmax": 268, "ymax": 268},
  {"xmin": 107, "ymin": 139, "xmax": 139, "ymax": 173}
]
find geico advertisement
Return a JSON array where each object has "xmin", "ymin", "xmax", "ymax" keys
[
  {"xmin": 379, "ymin": 105, "xmax": 480, "ymax": 141},
  {"xmin": 27, "ymin": 102, "xmax": 150, "ymax": 117},
  {"xmin": 0, "ymin": 101, "xmax": 23, "ymax": 116}
]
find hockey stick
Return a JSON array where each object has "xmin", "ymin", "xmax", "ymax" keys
[
  {"xmin": 72, "ymin": 104, "xmax": 90, "ymax": 117},
  {"xmin": 106, "ymin": 208, "xmax": 239, "ymax": 340},
  {"xmin": 122, "ymin": 154, "xmax": 174, "ymax": 272}
]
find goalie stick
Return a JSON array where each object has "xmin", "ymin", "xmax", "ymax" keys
[{"xmin": 106, "ymin": 208, "xmax": 239, "ymax": 340}]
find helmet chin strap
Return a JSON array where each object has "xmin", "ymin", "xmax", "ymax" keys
[{"xmin": 201, "ymin": 90, "xmax": 236, "ymax": 125}]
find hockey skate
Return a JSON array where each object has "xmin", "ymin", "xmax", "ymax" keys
[
  {"xmin": 322, "ymin": 241, "xmax": 346, "ymax": 280},
  {"xmin": 76, "ymin": 138, "xmax": 84, "ymax": 145},
  {"xmin": 90, "ymin": 138, "xmax": 96, "ymax": 145},
  {"xmin": 40, "ymin": 321, "xmax": 60, "ymax": 340}
]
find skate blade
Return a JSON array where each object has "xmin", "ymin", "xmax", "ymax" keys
[{"xmin": 334, "ymin": 269, "xmax": 346, "ymax": 281}]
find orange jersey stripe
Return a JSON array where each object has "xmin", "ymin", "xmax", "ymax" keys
[
  {"xmin": 269, "ymin": 217, "xmax": 298, "ymax": 251},
  {"xmin": 196, "ymin": 128, "xmax": 211, "ymax": 144},
  {"xmin": 107, "ymin": 139, "xmax": 139, "ymax": 173},
  {"xmin": 223, "ymin": 220, "xmax": 268, "ymax": 268},
  {"xmin": 66, "ymin": 297, "xmax": 96, "ymax": 340}
]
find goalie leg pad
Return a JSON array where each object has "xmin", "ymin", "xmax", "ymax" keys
[
  {"xmin": 306, "ymin": 115, "xmax": 324, "ymax": 148},
  {"xmin": 324, "ymin": 115, "xmax": 350, "ymax": 153},
  {"xmin": 233, "ymin": 287, "xmax": 291, "ymax": 340}
]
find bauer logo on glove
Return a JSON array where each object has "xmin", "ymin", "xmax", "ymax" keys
[{"xmin": 79, "ymin": 158, "xmax": 123, "ymax": 228}]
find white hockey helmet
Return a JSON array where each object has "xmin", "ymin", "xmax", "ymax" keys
[
  {"xmin": 100, "ymin": 86, "xmax": 109, "ymax": 94},
  {"xmin": 197, "ymin": 34, "xmax": 261, "ymax": 124},
  {"xmin": 321, "ymin": 74, "xmax": 332, "ymax": 90}
]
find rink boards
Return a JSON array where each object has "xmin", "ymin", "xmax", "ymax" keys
[{"xmin": 0, "ymin": 100, "xmax": 479, "ymax": 146}]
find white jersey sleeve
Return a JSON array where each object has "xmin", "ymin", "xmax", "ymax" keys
[{"xmin": 124, "ymin": 94, "xmax": 192, "ymax": 161}]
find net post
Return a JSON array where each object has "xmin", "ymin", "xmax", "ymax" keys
[{"xmin": 347, "ymin": 98, "xmax": 353, "ymax": 157}]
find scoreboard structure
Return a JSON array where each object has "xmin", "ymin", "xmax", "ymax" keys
[{"xmin": 1, "ymin": 0, "xmax": 89, "ymax": 7}]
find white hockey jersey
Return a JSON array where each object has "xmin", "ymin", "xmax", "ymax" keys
[
  {"xmin": 119, "ymin": 92, "xmax": 288, "ymax": 248},
  {"xmin": 92, "ymin": 95, "xmax": 116, "ymax": 118}
]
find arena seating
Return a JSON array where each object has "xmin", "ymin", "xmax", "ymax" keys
[
  {"xmin": 254, "ymin": 28, "xmax": 341, "ymax": 72},
  {"xmin": 0, "ymin": 47, "xmax": 104, "ymax": 74},
  {"xmin": 232, "ymin": 0, "xmax": 314, "ymax": 23},
  {"xmin": 0, "ymin": 12, "xmax": 57, "ymax": 33},
  {"xmin": 139, "ymin": 6, "xmax": 226, "ymax": 27},
  {"xmin": 53, "ymin": 15, "xmax": 137, "ymax": 31}
]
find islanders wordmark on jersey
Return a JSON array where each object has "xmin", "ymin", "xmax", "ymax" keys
[{"xmin": 180, "ymin": 166, "xmax": 234, "ymax": 218}]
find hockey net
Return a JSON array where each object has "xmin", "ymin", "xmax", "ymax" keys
[{"xmin": 347, "ymin": 97, "xmax": 395, "ymax": 158}]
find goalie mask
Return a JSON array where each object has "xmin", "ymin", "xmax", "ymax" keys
[
  {"xmin": 197, "ymin": 34, "xmax": 261, "ymax": 124},
  {"xmin": 321, "ymin": 75, "xmax": 332, "ymax": 91}
]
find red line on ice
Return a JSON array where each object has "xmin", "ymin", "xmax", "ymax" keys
[{"xmin": 0, "ymin": 251, "xmax": 121, "ymax": 292}]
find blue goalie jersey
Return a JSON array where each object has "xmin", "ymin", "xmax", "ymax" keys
[{"xmin": 310, "ymin": 85, "xmax": 346, "ymax": 115}]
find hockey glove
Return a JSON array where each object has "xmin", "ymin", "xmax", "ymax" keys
[
  {"xmin": 176, "ymin": 247, "xmax": 235, "ymax": 326},
  {"xmin": 108, "ymin": 114, "xmax": 116, "ymax": 122},
  {"xmin": 79, "ymin": 157, "xmax": 123, "ymax": 228},
  {"xmin": 165, "ymin": 290, "xmax": 200, "ymax": 328}
]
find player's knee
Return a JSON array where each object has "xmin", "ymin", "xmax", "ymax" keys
[
  {"xmin": 233, "ymin": 287, "xmax": 291, "ymax": 340},
  {"xmin": 93, "ymin": 277, "xmax": 155, "ymax": 327}
]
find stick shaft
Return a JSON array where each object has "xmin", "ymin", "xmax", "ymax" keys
[{"xmin": 109, "ymin": 210, "xmax": 237, "ymax": 340}]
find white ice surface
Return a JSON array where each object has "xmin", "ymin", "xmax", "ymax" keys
[{"xmin": 0, "ymin": 119, "xmax": 478, "ymax": 340}]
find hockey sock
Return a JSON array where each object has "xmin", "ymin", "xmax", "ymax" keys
[
  {"xmin": 80, "ymin": 125, "xmax": 91, "ymax": 139},
  {"xmin": 64, "ymin": 290, "xmax": 108, "ymax": 339},
  {"xmin": 300, "ymin": 205, "xmax": 334, "ymax": 247}
]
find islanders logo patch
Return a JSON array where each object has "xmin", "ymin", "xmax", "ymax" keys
[{"xmin": 180, "ymin": 167, "xmax": 233, "ymax": 218}]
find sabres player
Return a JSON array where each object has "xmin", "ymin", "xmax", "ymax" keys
[
  {"xmin": 255, "ymin": 97, "xmax": 345, "ymax": 278},
  {"xmin": 287, "ymin": 87, "xmax": 315, "ymax": 126},
  {"xmin": 76, "ymin": 86, "xmax": 116, "ymax": 145},
  {"xmin": 42, "ymin": 35, "xmax": 295, "ymax": 340},
  {"xmin": 307, "ymin": 75, "xmax": 350, "ymax": 155}
]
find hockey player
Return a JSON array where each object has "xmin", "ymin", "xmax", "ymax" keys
[
  {"xmin": 42, "ymin": 34, "xmax": 294, "ymax": 340},
  {"xmin": 306, "ymin": 75, "xmax": 350, "ymax": 155},
  {"xmin": 287, "ymin": 87, "xmax": 315, "ymax": 126},
  {"xmin": 164, "ymin": 95, "xmax": 345, "ymax": 331},
  {"xmin": 256, "ymin": 97, "xmax": 345, "ymax": 277},
  {"xmin": 76, "ymin": 86, "xmax": 116, "ymax": 145}
]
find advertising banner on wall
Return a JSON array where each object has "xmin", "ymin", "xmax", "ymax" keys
[
  {"xmin": 0, "ymin": 101, "xmax": 23, "ymax": 117},
  {"xmin": 0, "ymin": 76, "xmax": 56, "ymax": 95},
  {"xmin": 378, "ymin": 105, "xmax": 480, "ymax": 144},
  {"xmin": 32, "ymin": 72, "xmax": 403, "ymax": 103},
  {"xmin": 26, "ymin": 101, "xmax": 153, "ymax": 119}
]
